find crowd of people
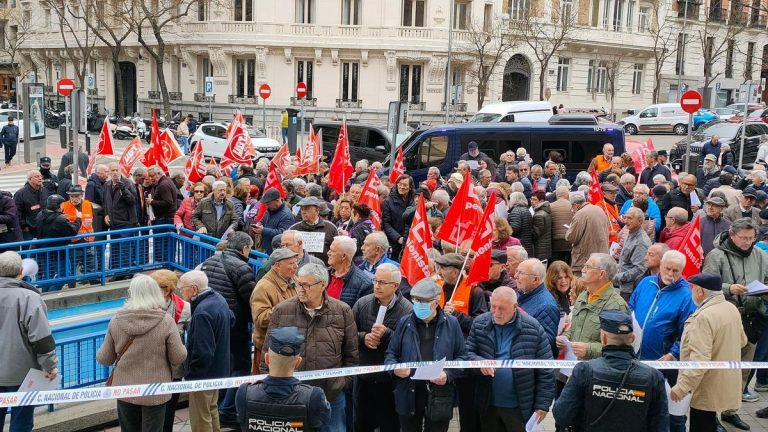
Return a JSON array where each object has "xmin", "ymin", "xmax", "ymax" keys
[{"xmin": 2, "ymin": 136, "xmax": 768, "ymax": 432}]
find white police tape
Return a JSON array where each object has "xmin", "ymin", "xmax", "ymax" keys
[{"xmin": 1, "ymin": 359, "xmax": 766, "ymax": 408}]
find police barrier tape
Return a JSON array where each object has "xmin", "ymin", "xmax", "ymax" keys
[{"xmin": 1, "ymin": 359, "xmax": 766, "ymax": 408}]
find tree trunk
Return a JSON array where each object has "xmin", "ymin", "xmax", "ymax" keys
[
  {"xmin": 539, "ymin": 68, "xmax": 546, "ymax": 101},
  {"xmin": 156, "ymin": 57, "xmax": 171, "ymax": 117},
  {"xmin": 653, "ymin": 70, "xmax": 661, "ymax": 104},
  {"xmin": 112, "ymin": 49, "xmax": 124, "ymax": 116}
]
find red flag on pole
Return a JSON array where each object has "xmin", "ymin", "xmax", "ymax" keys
[
  {"xmin": 221, "ymin": 119, "xmax": 255, "ymax": 165},
  {"xmin": 465, "ymin": 192, "xmax": 497, "ymax": 286},
  {"xmin": 118, "ymin": 137, "xmax": 143, "ymax": 177},
  {"xmin": 87, "ymin": 118, "xmax": 115, "ymax": 183},
  {"xmin": 328, "ymin": 120, "xmax": 354, "ymax": 194},
  {"xmin": 677, "ymin": 215, "xmax": 704, "ymax": 278},
  {"xmin": 297, "ymin": 126, "xmax": 321, "ymax": 175},
  {"xmin": 142, "ymin": 109, "xmax": 168, "ymax": 173},
  {"xmin": 255, "ymin": 165, "xmax": 286, "ymax": 223},
  {"xmin": 401, "ymin": 194, "xmax": 433, "ymax": 286},
  {"xmin": 159, "ymin": 130, "xmax": 184, "ymax": 164},
  {"xmin": 435, "ymin": 175, "xmax": 483, "ymax": 245},
  {"xmin": 389, "ymin": 146, "xmax": 405, "ymax": 184},
  {"xmin": 184, "ymin": 141, "xmax": 207, "ymax": 184},
  {"xmin": 358, "ymin": 168, "xmax": 383, "ymax": 229},
  {"xmin": 271, "ymin": 142, "xmax": 291, "ymax": 175},
  {"xmin": 588, "ymin": 169, "xmax": 602, "ymax": 204}
]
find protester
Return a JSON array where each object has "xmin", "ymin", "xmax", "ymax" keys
[
  {"xmin": 252, "ymin": 188, "xmax": 295, "ymax": 255},
  {"xmin": 697, "ymin": 195, "xmax": 731, "ymax": 257},
  {"xmin": 191, "ymin": 180, "xmax": 238, "ymax": 238},
  {"xmin": 174, "ymin": 182, "xmax": 209, "ymax": 232},
  {"xmin": 477, "ymin": 250, "xmax": 515, "ymax": 300},
  {"xmin": 725, "ymin": 187, "xmax": 761, "ymax": 226},
  {"xmin": 382, "ymin": 174, "xmax": 415, "ymax": 260},
  {"xmin": 505, "ymin": 245, "xmax": 528, "ymax": 279},
  {"xmin": 589, "ymin": 143, "xmax": 614, "ymax": 174},
  {"xmin": 613, "ymin": 207, "xmax": 651, "ymax": 301},
  {"xmin": 531, "ymin": 191, "xmax": 552, "ymax": 261},
  {"xmin": 14, "ymin": 170, "xmax": 49, "ymax": 240},
  {"xmin": 96, "ymin": 275, "xmax": 187, "ymax": 431},
  {"xmin": 659, "ymin": 207, "xmax": 692, "ymax": 249},
  {"xmin": 549, "ymin": 186, "xmax": 573, "ymax": 263},
  {"xmin": 359, "ymin": 231, "xmax": 399, "ymax": 273},
  {"xmin": 545, "ymin": 260, "xmax": 575, "ymax": 316},
  {"xmin": 0, "ymin": 189, "xmax": 21, "ymax": 246},
  {"xmin": 639, "ymin": 150, "xmax": 671, "ymax": 189},
  {"xmin": 660, "ymin": 174, "xmax": 702, "ymax": 221},
  {"xmin": 328, "ymin": 235, "xmax": 373, "ymax": 308},
  {"xmin": 565, "ymin": 192, "xmax": 610, "ymax": 275},
  {"xmin": 616, "ymin": 173, "xmax": 635, "ymax": 208},
  {"xmin": 289, "ymin": 196, "xmax": 339, "ymax": 263},
  {"xmin": 515, "ymin": 258, "xmax": 560, "ymax": 351},
  {"xmin": 281, "ymin": 229, "xmax": 324, "ymax": 267},
  {"xmin": 146, "ymin": 166, "xmax": 178, "ymax": 225},
  {"xmin": 85, "ymin": 164, "xmax": 108, "ymax": 207},
  {"xmin": 507, "ymin": 191, "xmax": 534, "ymax": 257},
  {"xmin": 37, "ymin": 194, "xmax": 80, "ymax": 248}
]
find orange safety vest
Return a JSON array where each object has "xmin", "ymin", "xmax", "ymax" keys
[
  {"xmin": 597, "ymin": 200, "xmax": 621, "ymax": 244},
  {"xmin": 591, "ymin": 155, "xmax": 611, "ymax": 173},
  {"xmin": 62, "ymin": 200, "xmax": 95, "ymax": 242}
]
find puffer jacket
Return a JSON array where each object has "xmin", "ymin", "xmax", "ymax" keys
[
  {"xmin": 518, "ymin": 284, "xmax": 560, "ymax": 352},
  {"xmin": 507, "ymin": 204, "xmax": 534, "ymax": 257},
  {"xmin": 262, "ymin": 293, "xmax": 359, "ymax": 401},
  {"xmin": 185, "ymin": 289, "xmax": 233, "ymax": 381},
  {"xmin": 201, "ymin": 249, "xmax": 256, "ymax": 315},
  {"xmin": 336, "ymin": 265, "xmax": 374, "ymax": 308},
  {"xmin": 96, "ymin": 309, "xmax": 187, "ymax": 406},
  {"xmin": 532, "ymin": 201, "xmax": 552, "ymax": 261},
  {"xmin": 385, "ymin": 309, "xmax": 467, "ymax": 416},
  {"xmin": 382, "ymin": 190, "xmax": 414, "ymax": 259},
  {"xmin": 0, "ymin": 191, "xmax": 22, "ymax": 244},
  {"xmin": 288, "ymin": 218, "xmax": 339, "ymax": 263},
  {"xmin": 260, "ymin": 203, "xmax": 294, "ymax": 255},
  {"xmin": 564, "ymin": 283, "xmax": 629, "ymax": 359},
  {"xmin": 191, "ymin": 196, "xmax": 238, "ymax": 238},
  {"xmin": 352, "ymin": 292, "xmax": 412, "ymax": 374},
  {"xmin": 466, "ymin": 311, "xmax": 555, "ymax": 420}
]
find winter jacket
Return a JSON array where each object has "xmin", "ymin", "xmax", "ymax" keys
[
  {"xmin": 616, "ymin": 186, "xmax": 633, "ymax": 208},
  {"xmin": 614, "ymin": 228, "xmax": 651, "ymax": 294},
  {"xmin": 639, "ymin": 163, "xmax": 671, "ymax": 189},
  {"xmin": 249, "ymin": 269, "xmax": 297, "ymax": 350},
  {"xmin": 507, "ymin": 204, "xmax": 534, "ymax": 257},
  {"xmin": 492, "ymin": 236, "xmax": 521, "ymax": 252},
  {"xmin": 0, "ymin": 277, "xmax": 57, "ymax": 386},
  {"xmin": 57, "ymin": 150, "xmax": 89, "ymax": 180},
  {"xmin": 40, "ymin": 170, "xmax": 59, "ymax": 196},
  {"xmin": 671, "ymin": 294, "xmax": 747, "ymax": 412},
  {"xmin": 442, "ymin": 280, "xmax": 489, "ymax": 336},
  {"xmin": 724, "ymin": 205, "xmax": 762, "ymax": 227},
  {"xmin": 102, "ymin": 179, "xmax": 138, "ymax": 227},
  {"xmin": 564, "ymin": 283, "xmax": 629, "ymax": 359},
  {"xmin": 85, "ymin": 174, "xmax": 106, "ymax": 207},
  {"xmin": 201, "ymin": 249, "xmax": 256, "ymax": 317},
  {"xmin": 36, "ymin": 209, "xmax": 81, "ymax": 246},
  {"xmin": 382, "ymin": 191, "xmax": 414, "ymax": 259},
  {"xmin": 352, "ymin": 292, "xmax": 412, "ymax": 375},
  {"xmin": 385, "ymin": 309, "xmax": 467, "ymax": 416},
  {"xmin": 518, "ymin": 284, "xmax": 560, "ymax": 352},
  {"xmin": 709, "ymin": 185, "xmax": 742, "ymax": 209},
  {"xmin": 466, "ymin": 311, "xmax": 555, "ymax": 420},
  {"xmin": 288, "ymin": 218, "xmax": 339, "ymax": 263},
  {"xmin": 532, "ymin": 201, "xmax": 552, "ymax": 261},
  {"xmin": 335, "ymin": 265, "xmax": 374, "ymax": 308},
  {"xmin": 565, "ymin": 203, "xmax": 609, "ymax": 272},
  {"xmin": 0, "ymin": 191, "xmax": 21, "ymax": 244},
  {"xmin": 659, "ymin": 222, "xmax": 691, "ymax": 250},
  {"xmin": 696, "ymin": 167, "xmax": 721, "ymax": 189},
  {"xmin": 149, "ymin": 175, "xmax": 178, "ymax": 220},
  {"xmin": 263, "ymin": 294, "xmax": 359, "ymax": 401},
  {"xmin": 700, "ymin": 141, "xmax": 722, "ymax": 160},
  {"xmin": 96, "ymin": 308, "xmax": 187, "ymax": 406},
  {"xmin": 549, "ymin": 198, "xmax": 573, "ymax": 253},
  {"xmin": 477, "ymin": 270, "xmax": 515, "ymax": 302},
  {"xmin": 174, "ymin": 197, "xmax": 197, "ymax": 230},
  {"xmin": 13, "ymin": 183, "xmax": 49, "ymax": 234},
  {"xmin": 260, "ymin": 202, "xmax": 294, "ymax": 255},
  {"xmin": 57, "ymin": 177, "xmax": 72, "ymax": 198},
  {"xmin": 696, "ymin": 210, "xmax": 731, "ymax": 257},
  {"xmin": 349, "ymin": 218, "xmax": 375, "ymax": 259},
  {"xmin": 184, "ymin": 288, "xmax": 234, "ymax": 381},
  {"xmin": 659, "ymin": 188, "xmax": 702, "ymax": 221},
  {"xmin": 630, "ymin": 275, "xmax": 697, "ymax": 360},
  {"xmin": 0, "ymin": 124, "xmax": 18, "ymax": 146},
  {"xmin": 620, "ymin": 197, "xmax": 662, "ymax": 233},
  {"xmin": 191, "ymin": 196, "xmax": 238, "ymax": 238}
]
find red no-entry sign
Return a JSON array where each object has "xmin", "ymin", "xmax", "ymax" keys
[
  {"xmin": 259, "ymin": 84, "xmax": 271, "ymax": 100},
  {"xmin": 57, "ymin": 78, "xmax": 76, "ymax": 97},
  {"xmin": 296, "ymin": 82, "xmax": 307, "ymax": 99},
  {"xmin": 680, "ymin": 90, "xmax": 703, "ymax": 114}
]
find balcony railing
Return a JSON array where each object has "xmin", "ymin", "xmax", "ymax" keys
[
  {"xmin": 87, "ymin": 88, "xmax": 98, "ymax": 96},
  {"xmin": 441, "ymin": 102, "xmax": 468, "ymax": 112},
  {"xmin": 147, "ymin": 91, "xmax": 160, "ymax": 100},
  {"xmin": 194, "ymin": 93, "xmax": 214, "ymax": 102},
  {"xmin": 229, "ymin": 95, "xmax": 258, "ymax": 104},
  {"xmin": 408, "ymin": 101, "xmax": 426, "ymax": 111},
  {"xmin": 290, "ymin": 97, "xmax": 317, "ymax": 107},
  {"xmin": 169, "ymin": 92, "xmax": 182, "ymax": 101},
  {"xmin": 336, "ymin": 99, "xmax": 362, "ymax": 109}
]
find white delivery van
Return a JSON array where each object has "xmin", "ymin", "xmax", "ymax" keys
[
  {"xmin": 469, "ymin": 101, "xmax": 554, "ymax": 123},
  {"xmin": 618, "ymin": 103, "xmax": 689, "ymax": 135}
]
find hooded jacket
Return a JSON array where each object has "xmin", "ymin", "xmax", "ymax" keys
[
  {"xmin": 36, "ymin": 209, "xmax": 81, "ymax": 246},
  {"xmin": 659, "ymin": 221, "xmax": 691, "ymax": 250},
  {"xmin": 532, "ymin": 201, "xmax": 552, "ymax": 261}
]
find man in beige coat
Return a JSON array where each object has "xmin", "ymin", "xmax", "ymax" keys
[
  {"xmin": 550, "ymin": 186, "xmax": 573, "ymax": 263},
  {"xmin": 565, "ymin": 192, "xmax": 609, "ymax": 275},
  {"xmin": 671, "ymin": 272, "xmax": 747, "ymax": 432},
  {"xmin": 249, "ymin": 248, "xmax": 299, "ymax": 372}
]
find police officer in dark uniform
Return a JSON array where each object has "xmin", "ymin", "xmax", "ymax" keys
[
  {"xmin": 39, "ymin": 157, "xmax": 59, "ymax": 195},
  {"xmin": 553, "ymin": 310, "xmax": 669, "ymax": 432},
  {"xmin": 236, "ymin": 326, "xmax": 330, "ymax": 432}
]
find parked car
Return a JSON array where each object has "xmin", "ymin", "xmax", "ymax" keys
[
  {"xmin": 669, "ymin": 120, "xmax": 768, "ymax": 171},
  {"xmin": 729, "ymin": 108, "xmax": 768, "ymax": 124},
  {"xmin": 312, "ymin": 121, "xmax": 411, "ymax": 164},
  {"xmin": 0, "ymin": 109, "xmax": 25, "ymax": 142},
  {"xmin": 692, "ymin": 109, "xmax": 718, "ymax": 130},
  {"xmin": 726, "ymin": 103, "xmax": 765, "ymax": 114},
  {"xmin": 469, "ymin": 101, "xmax": 554, "ymax": 123},
  {"xmin": 189, "ymin": 122, "xmax": 281, "ymax": 160},
  {"xmin": 617, "ymin": 103, "xmax": 689, "ymax": 135},
  {"xmin": 713, "ymin": 107, "xmax": 740, "ymax": 120}
]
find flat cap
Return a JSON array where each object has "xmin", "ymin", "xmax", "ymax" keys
[
  {"xmin": 295, "ymin": 196, "xmax": 323, "ymax": 207},
  {"xmin": 435, "ymin": 253, "xmax": 464, "ymax": 269},
  {"xmin": 599, "ymin": 310, "xmax": 633, "ymax": 335},
  {"xmin": 491, "ymin": 249, "xmax": 507, "ymax": 264},
  {"xmin": 67, "ymin": 185, "xmax": 84, "ymax": 195},
  {"xmin": 743, "ymin": 187, "xmax": 758, "ymax": 198},
  {"xmin": 705, "ymin": 196, "xmax": 727, "ymax": 207},
  {"xmin": 268, "ymin": 326, "xmax": 305, "ymax": 356},
  {"xmin": 260, "ymin": 188, "xmax": 281, "ymax": 203},
  {"xmin": 688, "ymin": 272, "xmax": 722, "ymax": 291},
  {"xmin": 704, "ymin": 154, "xmax": 717, "ymax": 162},
  {"xmin": 410, "ymin": 278, "xmax": 442, "ymax": 300},
  {"xmin": 269, "ymin": 247, "xmax": 298, "ymax": 264},
  {"xmin": 601, "ymin": 182, "xmax": 618, "ymax": 192}
]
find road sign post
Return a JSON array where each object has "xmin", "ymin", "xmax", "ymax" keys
[
  {"xmin": 296, "ymin": 82, "xmax": 307, "ymax": 149},
  {"xmin": 680, "ymin": 90, "xmax": 703, "ymax": 171},
  {"xmin": 205, "ymin": 77, "xmax": 214, "ymax": 121},
  {"xmin": 259, "ymin": 83, "xmax": 271, "ymax": 134}
]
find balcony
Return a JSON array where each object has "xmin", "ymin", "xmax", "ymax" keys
[
  {"xmin": 147, "ymin": 91, "xmax": 160, "ymax": 100},
  {"xmin": 729, "ymin": 10, "xmax": 749, "ymax": 25},
  {"xmin": 194, "ymin": 93, "xmax": 214, "ymax": 102},
  {"xmin": 709, "ymin": 7, "xmax": 726, "ymax": 22},
  {"xmin": 229, "ymin": 95, "xmax": 258, "ymax": 104},
  {"xmin": 751, "ymin": 15, "xmax": 767, "ymax": 27},
  {"xmin": 408, "ymin": 101, "xmax": 426, "ymax": 111},
  {"xmin": 290, "ymin": 96, "xmax": 317, "ymax": 107},
  {"xmin": 336, "ymin": 99, "xmax": 362, "ymax": 109},
  {"xmin": 169, "ymin": 92, "xmax": 182, "ymax": 101},
  {"xmin": 441, "ymin": 102, "xmax": 468, "ymax": 112},
  {"xmin": 87, "ymin": 88, "xmax": 98, "ymax": 96}
]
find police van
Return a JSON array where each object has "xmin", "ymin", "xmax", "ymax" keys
[{"xmin": 389, "ymin": 116, "xmax": 625, "ymax": 183}]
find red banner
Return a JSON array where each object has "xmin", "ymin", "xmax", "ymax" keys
[
  {"xmin": 271, "ymin": 142, "xmax": 291, "ymax": 175},
  {"xmin": 328, "ymin": 120, "xmax": 354, "ymax": 194},
  {"xmin": 465, "ymin": 192, "xmax": 497, "ymax": 286},
  {"xmin": 625, "ymin": 137, "xmax": 656, "ymax": 175},
  {"xmin": 159, "ymin": 130, "xmax": 184, "ymax": 164},
  {"xmin": 678, "ymin": 215, "xmax": 703, "ymax": 278},
  {"xmin": 221, "ymin": 120, "xmax": 255, "ymax": 165},
  {"xmin": 185, "ymin": 141, "xmax": 207, "ymax": 184},
  {"xmin": 358, "ymin": 169, "xmax": 382, "ymax": 229},
  {"xmin": 297, "ymin": 126, "xmax": 321, "ymax": 175},
  {"xmin": 401, "ymin": 194, "xmax": 433, "ymax": 286},
  {"xmin": 142, "ymin": 109, "xmax": 168, "ymax": 173},
  {"xmin": 389, "ymin": 146, "xmax": 404, "ymax": 184},
  {"xmin": 588, "ymin": 169, "xmax": 602, "ymax": 204},
  {"xmin": 435, "ymin": 175, "xmax": 483, "ymax": 245},
  {"xmin": 118, "ymin": 137, "xmax": 144, "ymax": 178}
]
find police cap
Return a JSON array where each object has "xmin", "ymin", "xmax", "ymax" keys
[
  {"xmin": 268, "ymin": 326, "xmax": 305, "ymax": 356},
  {"xmin": 599, "ymin": 310, "xmax": 633, "ymax": 335}
]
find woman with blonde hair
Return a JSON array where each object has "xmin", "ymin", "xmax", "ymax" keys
[
  {"xmin": 97, "ymin": 275, "xmax": 187, "ymax": 432},
  {"xmin": 333, "ymin": 197, "xmax": 354, "ymax": 232},
  {"xmin": 492, "ymin": 217, "xmax": 521, "ymax": 251},
  {"xmin": 544, "ymin": 261, "xmax": 575, "ymax": 315}
]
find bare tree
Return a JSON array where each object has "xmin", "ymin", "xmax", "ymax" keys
[
  {"xmin": 0, "ymin": 7, "xmax": 36, "ymax": 101},
  {"xmin": 44, "ymin": 0, "xmax": 98, "ymax": 90},
  {"xmin": 458, "ymin": 19, "xmax": 519, "ymax": 110},
  {"xmin": 518, "ymin": 3, "xmax": 579, "ymax": 101},
  {"xmin": 647, "ymin": 0, "xmax": 679, "ymax": 103},
  {"xmin": 697, "ymin": 8, "xmax": 746, "ymax": 106},
  {"xmin": 595, "ymin": 54, "xmax": 635, "ymax": 120}
]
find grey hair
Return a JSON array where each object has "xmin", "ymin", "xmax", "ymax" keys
[
  {"xmin": 510, "ymin": 182, "xmax": 524, "ymax": 193},
  {"xmin": 228, "ymin": 231, "xmax": 254, "ymax": 251},
  {"xmin": 178, "ymin": 270, "xmax": 210, "ymax": 293},
  {"xmin": 509, "ymin": 192, "xmax": 528, "ymax": 207},
  {"xmin": 0, "ymin": 251, "xmax": 22, "ymax": 277},
  {"xmin": 516, "ymin": 147, "xmax": 527, "ymax": 157},
  {"xmin": 95, "ymin": 164, "xmax": 108, "ymax": 173},
  {"xmin": 428, "ymin": 166, "xmax": 441, "ymax": 175},
  {"xmin": 523, "ymin": 258, "xmax": 546, "ymax": 280},
  {"xmin": 633, "ymin": 184, "xmax": 650, "ymax": 194},
  {"xmin": 292, "ymin": 178, "xmax": 307, "ymax": 189},
  {"xmin": 661, "ymin": 250, "xmax": 686, "ymax": 268},
  {"xmin": 652, "ymin": 174, "xmax": 666, "ymax": 183},
  {"xmin": 545, "ymin": 161, "xmax": 558, "ymax": 169},
  {"xmin": 730, "ymin": 218, "xmax": 758, "ymax": 235},
  {"xmin": 753, "ymin": 170, "xmax": 767, "ymax": 183},
  {"xmin": 307, "ymin": 183, "xmax": 323, "ymax": 197},
  {"xmin": 574, "ymin": 171, "xmax": 592, "ymax": 187},
  {"xmin": 555, "ymin": 186, "xmax": 570, "ymax": 199},
  {"xmin": 625, "ymin": 207, "xmax": 645, "ymax": 219},
  {"xmin": 506, "ymin": 245, "xmax": 528, "ymax": 261},
  {"xmin": 211, "ymin": 180, "xmax": 226, "ymax": 190},
  {"xmin": 333, "ymin": 235, "xmax": 357, "ymax": 259},
  {"xmin": 620, "ymin": 173, "xmax": 636, "ymax": 185},
  {"xmin": 591, "ymin": 253, "xmax": 618, "ymax": 281},
  {"xmin": 133, "ymin": 167, "xmax": 147, "ymax": 176},
  {"xmin": 668, "ymin": 207, "xmax": 688, "ymax": 224},
  {"xmin": 377, "ymin": 263, "xmax": 402, "ymax": 285},
  {"xmin": 366, "ymin": 231, "xmax": 390, "ymax": 250},
  {"xmin": 474, "ymin": 186, "xmax": 487, "ymax": 202},
  {"xmin": 556, "ymin": 179, "xmax": 571, "ymax": 190},
  {"xmin": 569, "ymin": 192, "xmax": 587, "ymax": 205},
  {"xmin": 297, "ymin": 263, "xmax": 329, "ymax": 285},
  {"xmin": 356, "ymin": 159, "xmax": 369, "ymax": 170},
  {"xmin": 125, "ymin": 275, "xmax": 167, "ymax": 310},
  {"xmin": 284, "ymin": 229, "xmax": 304, "ymax": 245},
  {"xmin": 432, "ymin": 189, "xmax": 449, "ymax": 206},
  {"xmin": 492, "ymin": 286, "xmax": 518, "ymax": 304},
  {"xmin": 530, "ymin": 164, "xmax": 543, "ymax": 174},
  {"xmin": 147, "ymin": 166, "xmax": 164, "ymax": 175},
  {"xmin": 27, "ymin": 170, "xmax": 41, "ymax": 181},
  {"xmin": 426, "ymin": 248, "xmax": 442, "ymax": 265}
]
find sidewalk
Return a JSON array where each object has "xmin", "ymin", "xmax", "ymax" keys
[{"xmin": 1, "ymin": 138, "xmax": 69, "ymax": 174}]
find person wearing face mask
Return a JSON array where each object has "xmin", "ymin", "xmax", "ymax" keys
[
  {"xmin": 703, "ymin": 218, "xmax": 768, "ymax": 430},
  {"xmin": 670, "ymin": 273, "xmax": 747, "ymax": 432},
  {"xmin": 385, "ymin": 278, "xmax": 467, "ymax": 432},
  {"xmin": 38, "ymin": 157, "xmax": 59, "ymax": 195},
  {"xmin": 630, "ymin": 250, "xmax": 698, "ymax": 432}
]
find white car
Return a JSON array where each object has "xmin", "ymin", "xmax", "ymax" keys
[
  {"xmin": 0, "ymin": 109, "xmax": 25, "ymax": 142},
  {"xmin": 189, "ymin": 122, "xmax": 281, "ymax": 160},
  {"xmin": 713, "ymin": 107, "xmax": 739, "ymax": 120}
]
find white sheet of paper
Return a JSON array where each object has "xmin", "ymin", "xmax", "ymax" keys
[
  {"xmin": 412, "ymin": 357, "xmax": 446, "ymax": 381},
  {"xmin": 466, "ymin": 160, "xmax": 479, "ymax": 170},
  {"xmin": 665, "ymin": 381, "xmax": 692, "ymax": 416},
  {"xmin": 557, "ymin": 314, "xmax": 568, "ymax": 336},
  {"xmin": 19, "ymin": 369, "xmax": 60, "ymax": 392},
  {"xmin": 632, "ymin": 311, "xmax": 644, "ymax": 354},
  {"xmin": 526, "ymin": 414, "xmax": 544, "ymax": 432},
  {"xmin": 560, "ymin": 338, "xmax": 577, "ymax": 377},
  {"xmin": 690, "ymin": 191, "xmax": 702, "ymax": 207},
  {"xmin": 301, "ymin": 232, "xmax": 326, "ymax": 253},
  {"xmin": 563, "ymin": 224, "xmax": 570, "ymax": 230},
  {"xmin": 746, "ymin": 280, "xmax": 768, "ymax": 296},
  {"xmin": 609, "ymin": 242, "xmax": 620, "ymax": 257},
  {"xmin": 375, "ymin": 305, "xmax": 387, "ymax": 325}
]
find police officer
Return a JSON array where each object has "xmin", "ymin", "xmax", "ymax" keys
[
  {"xmin": 39, "ymin": 157, "xmax": 59, "ymax": 195},
  {"xmin": 553, "ymin": 310, "xmax": 669, "ymax": 432},
  {"xmin": 235, "ymin": 326, "xmax": 330, "ymax": 432}
]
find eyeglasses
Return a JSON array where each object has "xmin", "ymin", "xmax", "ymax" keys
[
  {"xmin": 733, "ymin": 234, "xmax": 757, "ymax": 243},
  {"xmin": 581, "ymin": 265, "xmax": 602, "ymax": 272},
  {"xmin": 681, "ymin": 182, "xmax": 696, "ymax": 187},
  {"xmin": 193, "ymin": 190, "xmax": 205, "ymax": 194},
  {"xmin": 514, "ymin": 270, "xmax": 538, "ymax": 278},
  {"xmin": 374, "ymin": 280, "xmax": 397, "ymax": 286},
  {"xmin": 178, "ymin": 284, "xmax": 197, "ymax": 291},
  {"xmin": 295, "ymin": 281, "xmax": 322, "ymax": 290}
]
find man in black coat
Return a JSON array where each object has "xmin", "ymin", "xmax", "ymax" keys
[
  {"xmin": 0, "ymin": 190, "xmax": 22, "ymax": 248},
  {"xmin": 13, "ymin": 170, "xmax": 49, "ymax": 240},
  {"xmin": 57, "ymin": 141, "xmax": 89, "ymax": 180},
  {"xmin": 659, "ymin": 174, "xmax": 703, "ymax": 221},
  {"xmin": 103, "ymin": 162, "xmax": 138, "ymax": 273},
  {"xmin": 39, "ymin": 157, "xmax": 59, "ymax": 195},
  {"xmin": 85, "ymin": 164, "xmax": 108, "ymax": 207},
  {"xmin": 36, "ymin": 194, "xmax": 81, "ymax": 290}
]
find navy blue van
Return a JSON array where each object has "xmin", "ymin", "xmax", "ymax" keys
[{"xmin": 388, "ymin": 121, "xmax": 626, "ymax": 183}]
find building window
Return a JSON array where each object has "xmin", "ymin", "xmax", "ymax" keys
[
  {"xmin": 746, "ymin": 41, "xmax": 755, "ymax": 80},
  {"xmin": 450, "ymin": 68, "xmax": 463, "ymax": 103},
  {"xmin": 235, "ymin": 59, "xmax": 255, "ymax": 97},
  {"xmin": 403, "ymin": 0, "xmax": 425, "ymax": 26},
  {"xmin": 625, "ymin": 0, "xmax": 635, "ymax": 32},
  {"xmin": 725, "ymin": 39, "xmax": 734, "ymax": 78},
  {"xmin": 297, "ymin": 60, "xmax": 314, "ymax": 99},
  {"xmin": 675, "ymin": 33, "xmax": 686, "ymax": 75},
  {"xmin": 483, "ymin": 4, "xmax": 492, "ymax": 31},
  {"xmin": 556, "ymin": 58, "xmax": 570, "ymax": 92},
  {"xmin": 613, "ymin": 0, "xmax": 624, "ymax": 31},
  {"xmin": 296, "ymin": 0, "xmax": 314, "ymax": 23},
  {"xmin": 342, "ymin": 0, "xmax": 361, "ymax": 24},
  {"xmin": 632, "ymin": 63, "xmax": 644, "ymax": 94},
  {"xmin": 602, "ymin": 0, "xmax": 611, "ymax": 28},
  {"xmin": 638, "ymin": 7, "xmax": 649, "ymax": 32},
  {"xmin": 704, "ymin": 36, "xmax": 714, "ymax": 77},
  {"xmin": 341, "ymin": 62, "xmax": 359, "ymax": 101},
  {"xmin": 44, "ymin": 8, "xmax": 51, "ymax": 28},
  {"xmin": 454, "ymin": 0, "xmax": 470, "ymax": 30},
  {"xmin": 509, "ymin": 0, "xmax": 530, "ymax": 20},
  {"xmin": 560, "ymin": 0, "xmax": 573, "ymax": 22},
  {"xmin": 198, "ymin": 0, "xmax": 208, "ymax": 21},
  {"xmin": 590, "ymin": 0, "xmax": 600, "ymax": 26},
  {"xmin": 200, "ymin": 58, "xmax": 214, "ymax": 91},
  {"xmin": 588, "ymin": 60, "xmax": 607, "ymax": 93},
  {"xmin": 399, "ymin": 64, "xmax": 422, "ymax": 103},
  {"xmin": 234, "ymin": 0, "xmax": 252, "ymax": 21}
]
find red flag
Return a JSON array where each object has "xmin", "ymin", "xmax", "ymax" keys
[
  {"xmin": 588, "ymin": 169, "xmax": 602, "ymax": 204},
  {"xmin": 226, "ymin": 111, "xmax": 246, "ymax": 139},
  {"xmin": 142, "ymin": 109, "xmax": 168, "ymax": 173},
  {"xmin": 296, "ymin": 145, "xmax": 303, "ymax": 165},
  {"xmin": 119, "ymin": 137, "xmax": 144, "ymax": 177},
  {"xmin": 297, "ymin": 126, "xmax": 321, "ymax": 175},
  {"xmin": 271, "ymin": 142, "xmax": 291, "ymax": 175},
  {"xmin": 465, "ymin": 192, "xmax": 497, "ymax": 286},
  {"xmin": 358, "ymin": 168, "xmax": 383, "ymax": 229},
  {"xmin": 221, "ymin": 120, "xmax": 255, "ymax": 165},
  {"xmin": 435, "ymin": 175, "xmax": 483, "ymax": 245},
  {"xmin": 327, "ymin": 120, "xmax": 354, "ymax": 194},
  {"xmin": 96, "ymin": 117, "xmax": 115, "ymax": 156},
  {"xmin": 389, "ymin": 146, "xmax": 405, "ymax": 183},
  {"xmin": 678, "ymin": 215, "xmax": 703, "ymax": 278},
  {"xmin": 264, "ymin": 163, "xmax": 285, "ymax": 198},
  {"xmin": 401, "ymin": 194, "xmax": 433, "ymax": 285},
  {"xmin": 184, "ymin": 140, "xmax": 207, "ymax": 184},
  {"xmin": 159, "ymin": 130, "xmax": 184, "ymax": 164}
]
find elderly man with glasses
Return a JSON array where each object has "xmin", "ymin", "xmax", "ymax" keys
[
  {"xmin": 660, "ymin": 174, "xmax": 703, "ymax": 221},
  {"xmin": 515, "ymin": 258, "xmax": 560, "ymax": 353},
  {"xmin": 620, "ymin": 183, "xmax": 662, "ymax": 234}
]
